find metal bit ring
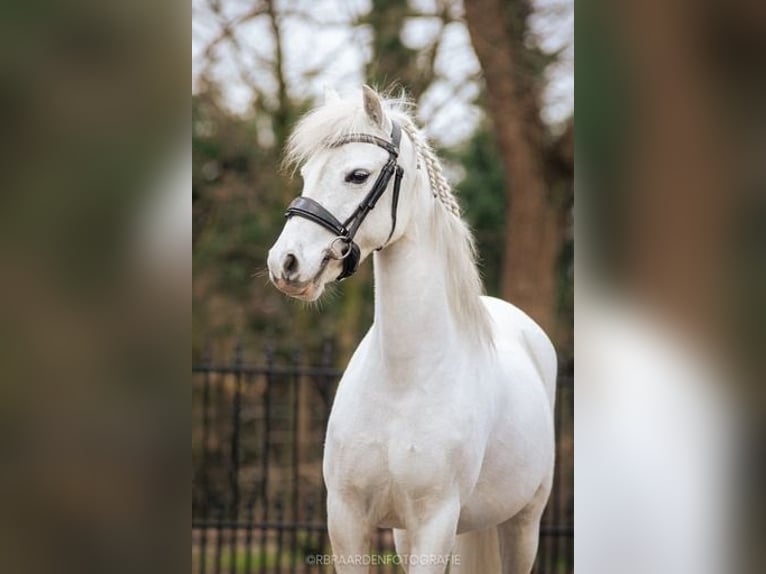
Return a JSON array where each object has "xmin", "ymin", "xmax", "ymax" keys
[{"xmin": 328, "ymin": 236, "xmax": 351, "ymax": 260}]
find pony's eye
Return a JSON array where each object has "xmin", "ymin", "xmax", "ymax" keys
[{"xmin": 345, "ymin": 169, "xmax": 370, "ymax": 184}]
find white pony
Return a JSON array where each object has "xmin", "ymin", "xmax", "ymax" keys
[{"xmin": 268, "ymin": 86, "xmax": 556, "ymax": 574}]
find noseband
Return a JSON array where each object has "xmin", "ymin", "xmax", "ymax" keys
[{"xmin": 284, "ymin": 121, "xmax": 404, "ymax": 281}]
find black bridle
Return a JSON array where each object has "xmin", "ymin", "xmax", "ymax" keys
[{"xmin": 285, "ymin": 121, "xmax": 404, "ymax": 281}]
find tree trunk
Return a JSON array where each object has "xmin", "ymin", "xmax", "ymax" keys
[{"xmin": 464, "ymin": 0, "xmax": 560, "ymax": 337}]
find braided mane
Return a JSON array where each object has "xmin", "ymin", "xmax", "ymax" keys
[{"xmin": 397, "ymin": 117, "xmax": 461, "ymax": 217}]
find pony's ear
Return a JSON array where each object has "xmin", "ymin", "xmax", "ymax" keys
[
  {"xmin": 362, "ymin": 85, "xmax": 384, "ymax": 128},
  {"xmin": 323, "ymin": 86, "xmax": 340, "ymax": 104}
]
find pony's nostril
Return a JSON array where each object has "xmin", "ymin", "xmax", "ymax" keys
[{"xmin": 282, "ymin": 253, "xmax": 299, "ymax": 277}]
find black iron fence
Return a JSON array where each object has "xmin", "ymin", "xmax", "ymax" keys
[{"xmin": 192, "ymin": 343, "xmax": 573, "ymax": 573}]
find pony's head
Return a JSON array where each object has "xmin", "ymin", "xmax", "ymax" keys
[{"xmin": 267, "ymin": 87, "xmax": 421, "ymax": 301}]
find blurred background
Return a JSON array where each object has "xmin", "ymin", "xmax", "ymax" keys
[
  {"xmin": 192, "ymin": 1, "xmax": 573, "ymax": 572},
  {"xmin": 577, "ymin": 1, "xmax": 766, "ymax": 573},
  {"xmin": 191, "ymin": 0, "xmax": 573, "ymax": 363},
  {"xmin": 1, "ymin": 0, "xmax": 763, "ymax": 571}
]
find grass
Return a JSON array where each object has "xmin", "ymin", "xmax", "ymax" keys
[{"xmin": 192, "ymin": 546, "xmax": 283, "ymax": 573}]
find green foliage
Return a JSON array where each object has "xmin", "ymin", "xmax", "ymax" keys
[
  {"xmin": 576, "ymin": 0, "xmax": 631, "ymax": 281},
  {"xmin": 192, "ymin": 88, "xmax": 378, "ymax": 358},
  {"xmin": 191, "ymin": 0, "xmax": 573, "ymax": 358},
  {"xmin": 193, "ymin": 89, "xmax": 285, "ymax": 348}
]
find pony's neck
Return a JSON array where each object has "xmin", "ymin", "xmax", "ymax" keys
[
  {"xmin": 372, "ymin": 216, "xmax": 459, "ymax": 375},
  {"xmin": 369, "ymin": 119, "xmax": 491, "ymax": 376}
]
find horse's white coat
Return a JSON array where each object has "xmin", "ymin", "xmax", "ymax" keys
[{"xmin": 268, "ymin": 87, "xmax": 557, "ymax": 573}]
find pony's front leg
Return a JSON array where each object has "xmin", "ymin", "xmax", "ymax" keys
[
  {"xmin": 327, "ymin": 492, "xmax": 371, "ymax": 574},
  {"xmin": 405, "ymin": 498, "xmax": 460, "ymax": 574}
]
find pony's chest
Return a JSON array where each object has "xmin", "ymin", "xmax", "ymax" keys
[
  {"xmin": 323, "ymin": 417, "xmax": 461, "ymax": 527},
  {"xmin": 324, "ymin": 379, "xmax": 475, "ymax": 495},
  {"xmin": 328, "ymin": 374, "xmax": 461, "ymax": 449}
]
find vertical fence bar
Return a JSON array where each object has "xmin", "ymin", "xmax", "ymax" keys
[
  {"xmin": 241, "ymin": 362, "xmax": 258, "ymax": 574},
  {"xmin": 567, "ymin": 371, "xmax": 575, "ymax": 573},
  {"xmin": 539, "ymin": 516, "xmax": 548, "ymax": 573},
  {"xmin": 244, "ymin": 429, "xmax": 257, "ymax": 574},
  {"xmin": 214, "ymin": 507, "xmax": 225, "ymax": 574},
  {"xmin": 276, "ymin": 496, "xmax": 285, "ymax": 574},
  {"xmin": 318, "ymin": 340, "xmax": 333, "ymax": 561},
  {"xmin": 229, "ymin": 340, "xmax": 243, "ymax": 574},
  {"xmin": 198, "ymin": 343, "xmax": 212, "ymax": 574},
  {"xmin": 259, "ymin": 345, "xmax": 274, "ymax": 574},
  {"xmin": 305, "ymin": 499, "xmax": 316, "ymax": 573},
  {"xmin": 553, "ymin": 372, "xmax": 565, "ymax": 573},
  {"xmin": 290, "ymin": 349, "xmax": 301, "ymax": 573},
  {"xmin": 214, "ymin": 354, "xmax": 228, "ymax": 574}
]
